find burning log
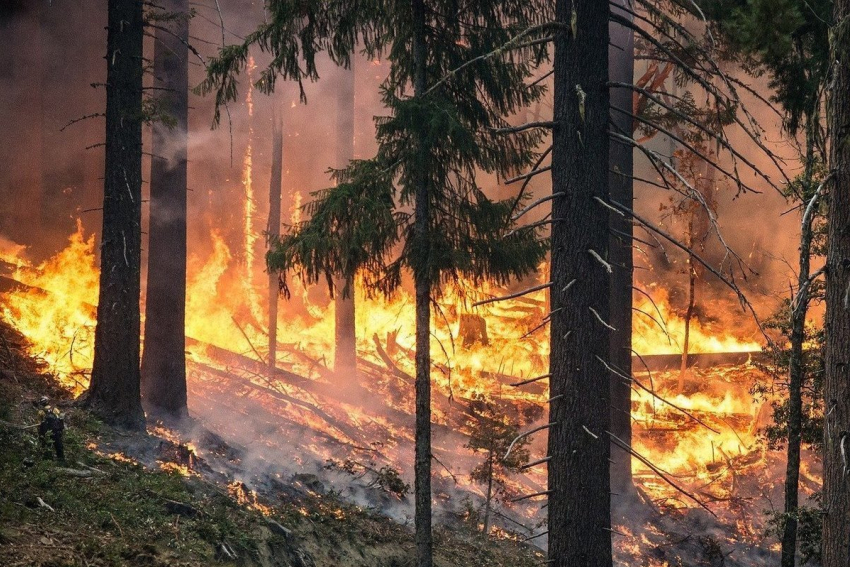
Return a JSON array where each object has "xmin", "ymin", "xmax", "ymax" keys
[{"xmin": 187, "ymin": 338, "xmax": 313, "ymax": 389}]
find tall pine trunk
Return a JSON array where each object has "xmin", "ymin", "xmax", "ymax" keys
[
  {"xmin": 608, "ymin": 0, "xmax": 635, "ymax": 501},
  {"xmin": 84, "ymin": 0, "xmax": 146, "ymax": 430},
  {"xmin": 334, "ymin": 61, "xmax": 357, "ymax": 377},
  {"xmin": 268, "ymin": 115, "xmax": 283, "ymax": 371},
  {"xmin": 483, "ymin": 448, "xmax": 494, "ymax": 537},
  {"xmin": 141, "ymin": 0, "xmax": 189, "ymax": 419},
  {"xmin": 823, "ymin": 5, "xmax": 850, "ymax": 565},
  {"xmin": 780, "ymin": 124, "xmax": 817, "ymax": 567},
  {"xmin": 411, "ymin": 0, "xmax": 432, "ymax": 565},
  {"xmin": 548, "ymin": 0, "xmax": 612, "ymax": 565}
]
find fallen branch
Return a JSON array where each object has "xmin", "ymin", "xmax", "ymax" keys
[
  {"xmin": 372, "ymin": 334, "xmax": 413, "ymax": 383},
  {"xmin": 608, "ymin": 431, "xmax": 715, "ymax": 516}
]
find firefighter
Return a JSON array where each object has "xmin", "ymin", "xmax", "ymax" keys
[{"xmin": 37, "ymin": 398, "xmax": 65, "ymax": 461}]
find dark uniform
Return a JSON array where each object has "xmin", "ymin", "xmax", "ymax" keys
[{"xmin": 38, "ymin": 404, "xmax": 65, "ymax": 461}]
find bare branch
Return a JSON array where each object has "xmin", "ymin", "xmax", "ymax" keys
[
  {"xmin": 510, "ymin": 373, "xmax": 551, "ymax": 387},
  {"xmin": 512, "ymin": 192, "xmax": 563, "ymax": 222},
  {"xmin": 492, "ymin": 121, "xmax": 557, "ymax": 134},
  {"xmin": 505, "ymin": 422, "xmax": 557, "ymax": 460},
  {"xmin": 472, "ymin": 282, "xmax": 552, "ymax": 307}
]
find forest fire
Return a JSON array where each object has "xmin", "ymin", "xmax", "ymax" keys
[
  {"xmin": 4, "ymin": 0, "xmax": 845, "ymax": 564},
  {"xmin": 0, "ymin": 216, "xmax": 814, "ymax": 563}
]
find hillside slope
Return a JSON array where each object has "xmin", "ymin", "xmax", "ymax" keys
[{"xmin": 0, "ymin": 318, "xmax": 544, "ymax": 567}]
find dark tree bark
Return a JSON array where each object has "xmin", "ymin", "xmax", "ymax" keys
[
  {"xmin": 548, "ymin": 0, "xmax": 612, "ymax": 565},
  {"xmin": 411, "ymin": 0, "xmax": 432, "ymax": 565},
  {"xmin": 268, "ymin": 115, "xmax": 283, "ymax": 372},
  {"xmin": 823, "ymin": 5, "xmax": 850, "ymax": 565},
  {"xmin": 483, "ymin": 447, "xmax": 494, "ymax": 536},
  {"xmin": 83, "ymin": 0, "xmax": 146, "ymax": 430},
  {"xmin": 780, "ymin": 123, "xmax": 818, "ymax": 567},
  {"xmin": 608, "ymin": 0, "xmax": 635, "ymax": 501},
  {"xmin": 140, "ymin": 0, "xmax": 189, "ymax": 419},
  {"xmin": 334, "ymin": 61, "xmax": 357, "ymax": 377}
]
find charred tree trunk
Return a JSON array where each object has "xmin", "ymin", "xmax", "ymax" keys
[
  {"xmin": 268, "ymin": 115, "xmax": 283, "ymax": 371},
  {"xmin": 334, "ymin": 61, "xmax": 357, "ymax": 377},
  {"xmin": 141, "ymin": 0, "xmax": 189, "ymax": 419},
  {"xmin": 608, "ymin": 0, "xmax": 635, "ymax": 501},
  {"xmin": 780, "ymin": 123, "xmax": 817, "ymax": 567},
  {"xmin": 823, "ymin": 6, "xmax": 850, "ymax": 564},
  {"xmin": 678, "ymin": 151, "xmax": 713, "ymax": 391},
  {"xmin": 83, "ymin": 0, "xmax": 146, "ymax": 430},
  {"xmin": 411, "ymin": 0, "xmax": 432, "ymax": 565},
  {"xmin": 548, "ymin": 0, "xmax": 612, "ymax": 565}
]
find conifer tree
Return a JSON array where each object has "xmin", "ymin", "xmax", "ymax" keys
[
  {"xmin": 546, "ymin": 1, "xmax": 612, "ymax": 565},
  {"xmin": 200, "ymin": 4, "xmax": 549, "ymax": 566},
  {"xmin": 82, "ymin": 0, "xmax": 146, "ymax": 430},
  {"xmin": 465, "ymin": 397, "xmax": 530, "ymax": 538},
  {"xmin": 701, "ymin": 2, "xmax": 831, "ymax": 563},
  {"xmin": 608, "ymin": 0, "xmax": 635, "ymax": 500},
  {"xmin": 141, "ymin": 0, "xmax": 190, "ymax": 420}
]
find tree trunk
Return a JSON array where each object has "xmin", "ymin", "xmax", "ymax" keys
[
  {"xmin": 268, "ymin": 114, "xmax": 283, "ymax": 371},
  {"xmin": 608, "ymin": 0, "xmax": 635, "ymax": 501},
  {"xmin": 83, "ymin": 0, "xmax": 146, "ymax": 430},
  {"xmin": 679, "ymin": 149, "xmax": 713, "ymax": 392},
  {"xmin": 334, "ymin": 60, "xmax": 357, "ymax": 377},
  {"xmin": 679, "ymin": 251, "xmax": 696, "ymax": 386},
  {"xmin": 823, "ymin": 6, "xmax": 850, "ymax": 563},
  {"xmin": 483, "ymin": 447, "xmax": 494, "ymax": 537},
  {"xmin": 140, "ymin": 0, "xmax": 189, "ymax": 419},
  {"xmin": 411, "ymin": 0, "xmax": 432, "ymax": 565},
  {"xmin": 548, "ymin": 0, "xmax": 612, "ymax": 565},
  {"xmin": 780, "ymin": 122, "xmax": 817, "ymax": 567}
]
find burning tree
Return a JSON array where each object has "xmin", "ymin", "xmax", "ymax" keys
[{"xmin": 465, "ymin": 396, "xmax": 531, "ymax": 537}]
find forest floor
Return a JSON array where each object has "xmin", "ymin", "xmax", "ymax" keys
[{"xmin": 0, "ymin": 317, "xmax": 545, "ymax": 567}]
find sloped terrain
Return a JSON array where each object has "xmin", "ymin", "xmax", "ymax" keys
[{"xmin": 0, "ymin": 318, "xmax": 544, "ymax": 567}]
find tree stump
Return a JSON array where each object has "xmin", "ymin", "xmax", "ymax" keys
[{"xmin": 459, "ymin": 314, "xmax": 489, "ymax": 347}]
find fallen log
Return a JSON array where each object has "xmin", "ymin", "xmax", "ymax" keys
[{"xmin": 186, "ymin": 338, "xmax": 313, "ymax": 389}]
